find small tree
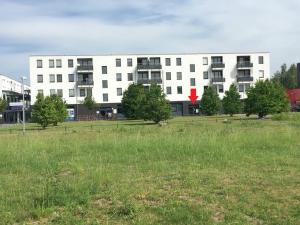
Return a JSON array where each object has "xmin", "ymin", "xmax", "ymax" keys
[
  {"xmin": 142, "ymin": 83, "xmax": 171, "ymax": 123},
  {"xmin": 200, "ymin": 86, "xmax": 221, "ymax": 115},
  {"xmin": 121, "ymin": 84, "xmax": 146, "ymax": 119},
  {"xmin": 32, "ymin": 94, "xmax": 67, "ymax": 128},
  {"xmin": 50, "ymin": 95, "xmax": 68, "ymax": 126},
  {"xmin": 245, "ymin": 80, "xmax": 290, "ymax": 118},
  {"xmin": 32, "ymin": 94, "xmax": 56, "ymax": 128},
  {"xmin": 0, "ymin": 97, "xmax": 7, "ymax": 113},
  {"xmin": 222, "ymin": 84, "xmax": 241, "ymax": 116},
  {"xmin": 83, "ymin": 95, "xmax": 98, "ymax": 119}
]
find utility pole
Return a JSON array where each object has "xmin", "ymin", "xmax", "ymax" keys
[{"xmin": 21, "ymin": 76, "xmax": 27, "ymax": 135}]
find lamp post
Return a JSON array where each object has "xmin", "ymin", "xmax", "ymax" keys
[{"xmin": 21, "ymin": 76, "xmax": 27, "ymax": 135}]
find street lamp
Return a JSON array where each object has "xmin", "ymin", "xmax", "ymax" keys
[{"xmin": 21, "ymin": 76, "xmax": 27, "ymax": 135}]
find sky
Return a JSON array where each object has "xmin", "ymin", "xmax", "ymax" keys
[{"xmin": 1, "ymin": 0, "xmax": 300, "ymax": 82}]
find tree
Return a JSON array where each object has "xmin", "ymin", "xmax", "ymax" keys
[
  {"xmin": 0, "ymin": 97, "xmax": 7, "ymax": 113},
  {"xmin": 244, "ymin": 80, "xmax": 290, "ymax": 118},
  {"xmin": 222, "ymin": 84, "xmax": 241, "ymax": 116},
  {"xmin": 83, "ymin": 95, "xmax": 97, "ymax": 110},
  {"xmin": 200, "ymin": 86, "xmax": 221, "ymax": 115},
  {"xmin": 50, "ymin": 95, "xmax": 68, "ymax": 126},
  {"xmin": 121, "ymin": 84, "xmax": 146, "ymax": 119},
  {"xmin": 141, "ymin": 83, "xmax": 171, "ymax": 123},
  {"xmin": 272, "ymin": 64, "xmax": 297, "ymax": 89},
  {"xmin": 32, "ymin": 94, "xmax": 67, "ymax": 128}
]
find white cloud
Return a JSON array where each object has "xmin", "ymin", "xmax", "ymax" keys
[{"xmin": 0, "ymin": 0, "xmax": 300, "ymax": 80}]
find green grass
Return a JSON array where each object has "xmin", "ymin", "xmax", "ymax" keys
[{"xmin": 0, "ymin": 115, "xmax": 300, "ymax": 224}]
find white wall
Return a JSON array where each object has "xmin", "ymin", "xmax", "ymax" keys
[
  {"xmin": 0, "ymin": 74, "xmax": 30, "ymax": 97},
  {"xmin": 29, "ymin": 52, "xmax": 270, "ymax": 105}
]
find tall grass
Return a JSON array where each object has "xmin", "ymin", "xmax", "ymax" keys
[{"xmin": 0, "ymin": 115, "xmax": 300, "ymax": 224}]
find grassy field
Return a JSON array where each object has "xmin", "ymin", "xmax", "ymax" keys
[{"xmin": 0, "ymin": 115, "xmax": 300, "ymax": 225}]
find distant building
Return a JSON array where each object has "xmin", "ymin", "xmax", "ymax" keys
[
  {"xmin": 286, "ymin": 63, "xmax": 300, "ymax": 111},
  {"xmin": 29, "ymin": 52, "xmax": 270, "ymax": 119},
  {"xmin": 0, "ymin": 74, "xmax": 30, "ymax": 123}
]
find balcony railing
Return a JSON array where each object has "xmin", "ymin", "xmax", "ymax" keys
[
  {"xmin": 137, "ymin": 63, "xmax": 162, "ymax": 70},
  {"xmin": 77, "ymin": 80, "xmax": 94, "ymax": 86},
  {"xmin": 137, "ymin": 78, "xmax": 162, "ymax": 84},
  {"xmin": 237, "ymin": 61, "xmax": 253, "ymax": 68},
  {"xmin": 77, "ymin": 65, "xmax": 94, "ymax": 71},
  {"xmin": 211, "ymin": 63, "xmax": 225, "ymax": 69},
  {"xmin": 211, "ymin": 77, "xmax": 225, "ymax": 83},
  {"xmin": 237, "ymin": 76, "xmax": 254, "ymax": 82}
]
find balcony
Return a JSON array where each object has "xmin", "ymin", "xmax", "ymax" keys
[
  {"xmin": 77, "ymin": 65, "xmax": 94, "ymax": 72},
  {"xmin": 237, "ymin": 76, "xmax": 254, "ymax": 82},
  {"xmin": 211, "ymin": 63, "xmax": 225, "ymax": 69},
  {"xmin": 237, "ymin": 61, "xmax": 253, "ymax": 69},
  {"xmin": 137, "ymin": 78, "xmax": 162, "ymax": 84},
  {"xmin": 211, "ymin": 77, "xmax": 225, "ymax": 83},
  {"xmin": 77, "ymin": 80, "xmax": 94, "ymax": 86},
  {"xmin": 137, "ymin": 63, "xmax": 162, "ymax": 70}
]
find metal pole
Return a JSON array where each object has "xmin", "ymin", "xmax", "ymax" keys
[{"xmin": 22, "ymin": 76, "xmax": 26, "ymax": 135}]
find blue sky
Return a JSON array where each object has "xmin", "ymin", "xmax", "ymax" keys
[{"xmin": 1, "ymin": 0, "xmax": 300, "ymax": 81}]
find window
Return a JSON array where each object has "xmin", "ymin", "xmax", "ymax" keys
[
  {"xmin": 259, "ymin": 70, "xmax": 264, "ymax": 78},
  {"xmin": 68, "ymin": 74, "xmax": 74, "ymax": 82},
  {"xmin": 212, "ymin": 56, "xmax": 223, "ymax": 64},
  {"xmin": 116, "ymin": 58, "xmax": 121, "ymax": 67},
  {"xmin": 177, "ymin": 72, "xmax": 182, "ymax": 80},
  {"xmin": 190, "ymin": 64, "xmax": 195, "ymax": 72},
  {"xmin": 127, "ymin": 73, "xmax": 133, "ymax": 81},
  {"xmin": 56, "ymin": 59, "xmax": 62, "ymax": 68},
  {"xmin": 166, "ymin": 72, "xmax": 171, "ymax": 80},
  {"xmin": 259, "ymin": 56, "xmax": 264, "ymax": 64},
  {"xmin": 87, "ymin": 88, "xmax": 92, "ymax": 97},
  {"xmin": 116, "ymin": 73, "xmax": 122, "ymax": 81},
  {"xmin": 203, "ymin": 57, "xmax": 208, "ymax": 65},
  {"xmin": 50, "ymin": 89, "xmax": 56, "ymax": 96},
  {"xmin": 68, "ymin": 59, "xmax": 73, "ymax": 68},
  {"xmin": 37, "ymin": 60, "xmax": 43, "ymax": 68},
  {"xmin": 37, "ymin": 89, "xmax": 43, "ymax": 95},
  {"xmin": 212, "ymin": 70, "xmax": 223, "ymax": 78},
  {"xmin": 102, "ymin": 66, "xmax": 107, "ymax": 74},
  {"xmin": 239, "ymin": 84, "xmax": 244, "ymax": 92},
  {"xmin": 80, "ymin": 88, "xmax": 85, "ymax": 97},
  {"xmin": 57, "ymin": 74, "xmax": 62, "ymax": 82},
  {"xmin": 176, "ymin": 58, "xmax": 182, "ymax": 66},
  {"xmin": 165, "ymin": 58, "xmax": 171, "ymax": 66},
  {"xmin": 203, "ymin": 71, "xmax": 208, "ymax": 79},
  {"xmin": 103, "ymin": 93, "xmax": 108, "ymax": 102},
  {"xmin": 245, "ymin": 83, "xmax": 250, "ymax": 91},
  {"xmin": 117, "ymin": 88, "xmax": 123, "ymax": 96},
  {"xmin": 218, "ymin": 85, "xmax": 224, "ymax": 93},
  {"xmin": 49, "ymin": 59, "xmax": 55, "ymax": 68},
  {"xmin": 102, "ymin": 80, "xmax": 108, "ymax": 88},
  {"xmin": 57, "ymin": 89, "xmax": 63, "ymax": 97},
  {"xmin": 190, "ymin": 78, "xmax": 195, "ymax": 86},
  {"xmin": 49, "ymin": 74, "xmax": 55, "ymax": 83},
  {"xmin": 37, "ymin": 74, "xmax": 43, "ymax": 83},
  {"xmin": 177, "ymin": 86, "xmax": 182, "ymax": 94},
  {"xmin": 127, "ymin": 58, "xmax": 132, "ymax": 67},
  {"xmin": 69, "ymin": 89, "xmax": 75, "ymax": 97},
  {"xmin": 150, "ymin": 57, "xmax": 160, "ymax": 65},
  {"xmin": 166, "ymin": 86, "xmax": 172, "ymax": 95}
]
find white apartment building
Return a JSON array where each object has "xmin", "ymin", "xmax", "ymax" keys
[
  {"xmin": 29, "ymin": 52, "xmax": 270, "ymax": 117},
  {"xmin": 0, "ymin": 74, "xmax": 30, "ymax": 123}
]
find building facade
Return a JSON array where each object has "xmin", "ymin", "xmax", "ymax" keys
[
  {"xmin": 0, "ymin": 74, "xmax": 30, "ymax": 123},
  {"xmin": 29, "ymin": 52, "xmax": 270, "ymax": 118}
]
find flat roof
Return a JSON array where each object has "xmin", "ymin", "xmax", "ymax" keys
[{"xmin": 30, "ymin": 51, "xmax": 270, "ymax": 57}]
